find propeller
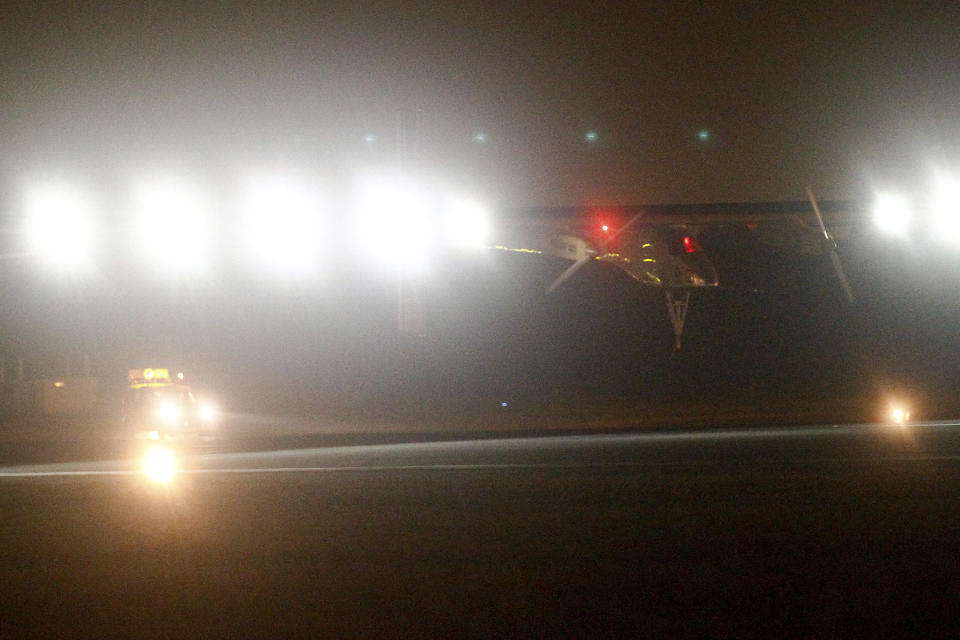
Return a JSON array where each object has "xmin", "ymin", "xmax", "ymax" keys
[
  {"xmin": 806, "ymin": 186, "xmax": 855, "ymax": 304},
  {"xmin": 546, "ymin": 212, "xmax": 644, "ymax": 294}
]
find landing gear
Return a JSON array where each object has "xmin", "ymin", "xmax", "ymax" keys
[{"xmin": 665, "ymin": 289, "xmax": 691, "ymax": 351}]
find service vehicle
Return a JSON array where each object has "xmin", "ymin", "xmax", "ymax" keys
[{"xmin": 121, "ymin": 368, "xmax": 215, "ymax": 440}]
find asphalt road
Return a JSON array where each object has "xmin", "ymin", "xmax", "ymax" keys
[{"xmin": 2, "ymin": 423, "xmax": 960, "ymax": 638}]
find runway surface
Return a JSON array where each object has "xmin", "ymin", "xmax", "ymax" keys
[{"xmin": 2, "ymin": 422, "xmax": 960, "ymax": 637}]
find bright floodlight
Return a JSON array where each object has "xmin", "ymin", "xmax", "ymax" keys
[
  {"xmin": 157, "ymin": 401, "xmax": 180, "ymax": 425},
  {"xmin": 133, "ymin": 178, "xmax": 209, "ymax": 274},
  {"xmin": 930, "ymin": 173, "xmax": 960, "ymax": 242},
  {"xmin": 354, "ymin": 176, "xmax": 433, "ymax": 272},
  {"xmin": 443, "ymin": 197, "xmax": 491, "ymax": 249},
  {"xmin": 199, "ymin": 401, "xmax": 216, "ymax": 422},
  {"xmin": 872, "ymin": 193, "xmax": 912, "ymax": 236},
  {"xmin": 240, "ymin": 175, "xmax": 322, "ymax": 276},
  {"xmin": 888, "ymin": 402, "xmax": 911, "ymax": 426},
  {"xmin": 22, "ymin": 184, "xmax": 96, "ymax": 270},
  {"xmin": 141, "ymin": 445, "xmax": 177, "ymax": 483}
]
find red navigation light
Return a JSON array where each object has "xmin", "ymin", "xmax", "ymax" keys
[
  {"xmin": 589, "ymin": 207, "xmax": 619, "ymax": 236},
  {"xmin": 682, "ymin": 235, "xmax": 698, "ymax": 253}
]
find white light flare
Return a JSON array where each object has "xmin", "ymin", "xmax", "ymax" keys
[
  {"xmin": 889, "ymin": 404, "xmax": 911, "ymax": 426},
  {"xmin": 240, "ymin": 175, "xmax": 322, "ymax": 277},
  {"xmin": 157, "ymin": 401, "xmax": 180, "ymax": 425},
  {"xmin": 930, "ymin": 173, "xmax": 960, "ymax": 244},
  {"xmin": 22, "ymin": 183, "xmax": 96, "ymax": 270},
  {"xmin": 872, "ymin": 192, "xmax": 912, "ymax": 237},
  {"xmin": 199, "ymin": 401, "xmax": 216, "ymax": 422},
  {"xmin": 443, "ymin": 197, "xmax": 491, "ymax": 250},
  {"xmin": 353, "ymin": 176, "xmax": 433, "ymax": 273},
  {"xmin": 132, "ymin": 178, "xmax": 210, "ymax": 275},
  {"xmin": 141, "ymin": 445, "xmax": 177, "ymax": 483}
]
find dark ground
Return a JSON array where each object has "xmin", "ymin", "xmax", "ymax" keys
[
  {"xmin": 1, "ymin": 217, "xmax": 958, "ymax": 638},
  {"xmin": 2, "ymin": 425, "xmax": 960, "ymax": 638}
]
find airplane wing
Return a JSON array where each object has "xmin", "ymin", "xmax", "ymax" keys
[{"xmin": 491, "ymin": 197, "xmax": 864, "ymax": 303}]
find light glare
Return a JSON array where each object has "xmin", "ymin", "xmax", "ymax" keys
[
  {"xmin": 240, "ymin": 175, "xmax": 322, "ymax": 276},
  {"xmin": 142, "ymin": 446, "xmax": 177, "ymax": 483},
  {"xmin": 354, "ymin": 176, "xmax": 432, "ymax": 272},
  {"xmin": 872, "ymin": 193, "xmax": 912, "ymax": 236},
  {"xmin": 444, "ymin": 198, "xmax": 490, "ymax": 249},
  {"xmin": 930, "ymin": 174, "xmax": 960, "ymax": 243},
  {"xmin": 133, "ymin": 178, "xmax": 209, "ymax": 274},
  {"xmin": 22, "ymin": 184, "xmax": 96, "ymax": 270},
  {"xmin": 889, "ymin": 405, "xmax": 911, "ymax": 425},
  {"xmin": 158, "ymin": 402, "xmax": 180, "ymax": 424},
  {"xmin": 200, "ymin": 402, "xmax": 216, "ymax": 421}
]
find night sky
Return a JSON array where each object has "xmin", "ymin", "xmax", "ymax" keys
[{"xmin": 4, "ymin": 1, "xmax": 960, "ymax": 206}]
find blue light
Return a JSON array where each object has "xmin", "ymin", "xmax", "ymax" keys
[
  {"xmin": 697, "ymin": 129, "xmax": 710, "ymax": 142},
  {"xmin": 500, "ymin": 402, "xmax": 509, "ymax": 408},
  {"xmin": 364, "ymin": 134, "xmax": 376, "ymax": 146},
  {"xmin": 585, "ymin": 130, "xmax": 598, "ymax": 143},
  {"xmin": 473, "ymin": 132, "xmax": 487, "ymax": 143}
]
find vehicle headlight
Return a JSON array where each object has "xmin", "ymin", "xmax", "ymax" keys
[
  {"xmin": 158, "ymin": 402, "xmax": 180, "ymax": 424},
  {"xmin": 890, "ymin": 405, "xmax": 911, "ymax": 425},
  {"xmin": 199, "ymin": 403, "xmax": 216, "ymax": 421},
  {"xmin": 141, "ymin": 446, "xmax": 177, "ymax": 483}
]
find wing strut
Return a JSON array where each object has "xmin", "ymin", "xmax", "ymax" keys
[
  {"xmin": 665, "ymin": 289, "xmax": 691, "ymax": 351},
  {"xmin": 806, "ymin": 186, "xmax": 855, "ymax": 303},
  {"xmin": 545, "ymin": 213, "xmax": 644, "ymax": 294}
]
